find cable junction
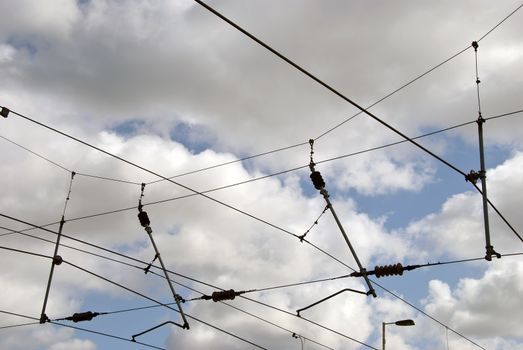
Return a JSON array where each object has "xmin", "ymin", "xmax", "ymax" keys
[
  {"xmin": 308, "ymin": 139, "xmax": 376, "ymax": 298},
  {"xmin": 137, "ymin": 183, "xmax": 190, "ymax": 330},
  {"xmin": 39, "ymin": 171, "xmax": 76, "ymax": 324},
  {"xmin": 468, "ymin": 41, "xmax": 501, "ymax": 261}
]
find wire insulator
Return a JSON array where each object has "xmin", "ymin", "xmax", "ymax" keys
[
  {"xmin": 138, "ymin": 211, "xmax": 150, "ymax": 228},
  {"xmin": 310, "ymin": 171, "xmax": 325, "ymax": 190},
  {"xmin": 211, "ymin": 289, "xmax": 238, "ymax": 302},
  {"xmin": 1, "ymin": 107, "xmax": 9, "ymax": 118},
  {"xmin": 374, "ymin": 263, "xmax": 404, "ymax": 278},
  {"xmin": 65, "ymin": 311, "xmax": 99, "ymax": 323}
]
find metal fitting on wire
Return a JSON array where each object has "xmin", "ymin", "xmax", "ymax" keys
[
  {"xmin": 64, "ymin": 311, "xmax": 101, "ymax": 323},
  {"xmin": 1, "ymin": 107, "xmax": 9, "ymax": 118}
]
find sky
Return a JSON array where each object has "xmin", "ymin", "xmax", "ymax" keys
[{"xmin": 0, "ymin": 0, "xmax": 523, "ymax": 349}]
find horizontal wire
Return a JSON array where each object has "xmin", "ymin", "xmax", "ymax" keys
[
  {"xmin": 0, "ymin": 134, "xmax": 70, "ymax": 172},
  {"xmin": 0, "ymin": 244, "xmax": 52, "ymax": 260},
  {"xmin": 146, "ymin": 141, "xmax": 309, "ymax": 185},
  {"xmin": 0, "ymin": 310, "xmax": 167, "ymax": 350},
  {"xmin": 75, "ymin": 172, "xmax": 142, "ymax": 186},
  {"xmin": 1, "ymin": 109, "xmax": 518, "ymax": 242},
  {"xmin": 0, "ymin": 114, "xmax": 480, "ymax": 240},
  {"xmin": 484, "ymin": 108, "xmax": 523, "ymax": 121},
  {"xmin": 0, "ymin": 321, "xmax": 40, "ymax": 330},
  {"xmin": 1, "ymin": 213, "xmax": 371, "ymax": 349},
  {"xmin": 4, "ymin": 211, "xmax": 502, "ymax": 349},
  {"xmin": 62, "ymin": 259, "xmax": 270, "ymax": 350},
  {"xmin": 1, "ymin": 110, "xmax": 521, "ymax": 347},
  {"xmin": 194, "ymin": 0, "xmax": 467, "ymax": 180}
]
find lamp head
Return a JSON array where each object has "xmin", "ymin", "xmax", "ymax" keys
[{"xmin": 395, "ymin": 319, "xmax": 415, "ymax": 326}]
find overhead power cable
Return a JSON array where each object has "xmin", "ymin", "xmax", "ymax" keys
[
  {"xmin": 192, "ymin": 0, "xmax": 523, "ymax": 178},
  {"xmin": 0, "ymin": 311, "xmax": 167, "ymax": 350},
  {"xmin": 60, "ymin": 259, "xmax": 268, "ymax": 350},
  {"xmin": 0, "ymin": 244, "xmax": 52, "ymax": 260},
  {"xmin": 0, "ymin": 132, "xmax": 141, "ymax": 185},
  {"xmin": 5, "ymin": 108, "xmax": 351, "ymax": 257},
  {"xmin": 0, "ymin": 212, "xmax": 375, "ymax": 349},
  {"xmin": 1, "ymin": 110, "xmax": 521, "ymax": 244},
  {"xmin": 0, "ymin": 111, "xmax": 503, "ymax": 241},
  {"xmin": 189, "ymin": 0, "xmax": 522, "ymax": 244},
  {"xmin": 4, "ymin": 210, "xmax": 506, "ymax": 350}
]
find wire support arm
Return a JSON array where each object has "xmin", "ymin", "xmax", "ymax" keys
[
  {"xmin": 132, "ymin": 321, "xmax": 187, "ymax": 342},
  {"xmin": 296, "ymin": 288, "xmax": 370, "ymax": 317},
  {"xmin": 308, "ymin": 140, "xmax": 376, "ymax": 297},
  {"xmin": 137, "ymin": 185, "xmax": 190, "ymax": 329}
]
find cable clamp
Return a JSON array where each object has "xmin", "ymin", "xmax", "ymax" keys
[
  {"xmin": 39, "ymin": 313, "xmax": 50, "ymax": 324},
  {"xmin": 465, "ymin": 170, "xmax": 481, "ymax": 184},
  {"xmin": 485, "ymin": 245, "xmax": 501, "ymax": 261},
  {"xmin": 53, "ymin": 255, "xmax": 63, "ymax": 265},
  {"xmin": 0, "ymin": 107, "xmax": 9, "ymax": 118},
  {"xmin": 472, "ymin": 41, "xmax": 479, "ymax": 51}
]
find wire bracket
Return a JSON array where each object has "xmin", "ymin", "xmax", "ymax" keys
[
  {"xmin": 132, "ymin": 320, "xmax": 188, "ymax": 342},
  {"xmin": 296, "ymin": 288, "xmax": 370, "ymax": 317}
]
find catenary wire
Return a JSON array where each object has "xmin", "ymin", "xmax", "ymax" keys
[
  {"xmin": 4, "ymin": 106, "xmax": 523, "ymax": 254},
  {"xmin": 4, "ymin": 213, "xmax": 505, "ymax": 350},
  {"xmin": 0, "ymin": 321, "xmax": 40, "ymax": 330},
  {"xmin": 2, "ymin": 3, "xmax": 518, "ymax": 190},
  {"xmin": 0, "ymin": 113, "xmax": 483, "ymax": 237},
  {"xmin": 1, "ymin": 109, "xmax": 520, "ymax": 239},
  {"xmin": 2, "ymin": 110, "xmax": 521, "ymax": 347},
  {"xmin": 0, "ymin": 311, "xmax": 167, "ymax": 350},
  {"xmin": 192, "ymin": 0, "xmax": 523, "ymax": 177},
  {"xmin": 0, "ymin": 132, "xmax": 142, "ymax": 185},
  {"xmin": 61, "ymin": 260, "xmax": 271, "ymax": 350},
  {"xmin": 0, "ymin": 244, "xmax": 52, "ymax": 260},
  {"xmin": 1, "ymin": 110, "xmax": 521, "ymax": 247},
  {"xmin": 4, "ymin": 211, "xmax": 507, "ymax": 350},
  {"xmin": 0, "ymin": 213, "xmax": 375, "ymax": 348},
  {"xmin": 477, "ymin": 3, "xmax": 523, "ymax": 42},
  {"xmin": 191, "ymin": 0, "xmax": 523, "ymax": 244}
]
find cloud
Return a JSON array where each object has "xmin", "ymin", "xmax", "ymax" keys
[
  {"xmin": 423, "ymin": 258, "xmax": 523, "ymax": 339},
  {"xmin": 405, "ymin": 151, "xmax": 523, "ymax": 259}
]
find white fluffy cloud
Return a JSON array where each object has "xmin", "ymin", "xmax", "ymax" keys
[{"xmin": 1, "ymin": 1, "xmax": 522, "ymax": 349}]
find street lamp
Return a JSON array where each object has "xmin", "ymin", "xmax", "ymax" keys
[{"xmin": 382, "ymin": 319, "xmax": 415, "ymax": 350}]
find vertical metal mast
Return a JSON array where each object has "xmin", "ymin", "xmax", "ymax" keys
[
  {"xmin": 40, "ymin": 171, "xmax": 75, "ymax": 323},
  {"xmin": 471, "ymin": 41, "xmax": 500, "ymax": 261}
]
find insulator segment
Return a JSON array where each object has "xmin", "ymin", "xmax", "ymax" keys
[
  {"xmin": 65, "ymin": 311, "xmax": 100, "ymax": 323},
  {"xmin": 374, "ymin": 263, "xmax": 404, "ymax": 278},
  {"xmin": 1, "ymin": 107, "xmax": 9, "ymax": 118},
  {"xmin": 138, "ymin": 211, "xmax": 150, "ymax": 228},
  {"xmin": 310, "ymin": 171, "xmax": 325, "ymax": 190}
]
